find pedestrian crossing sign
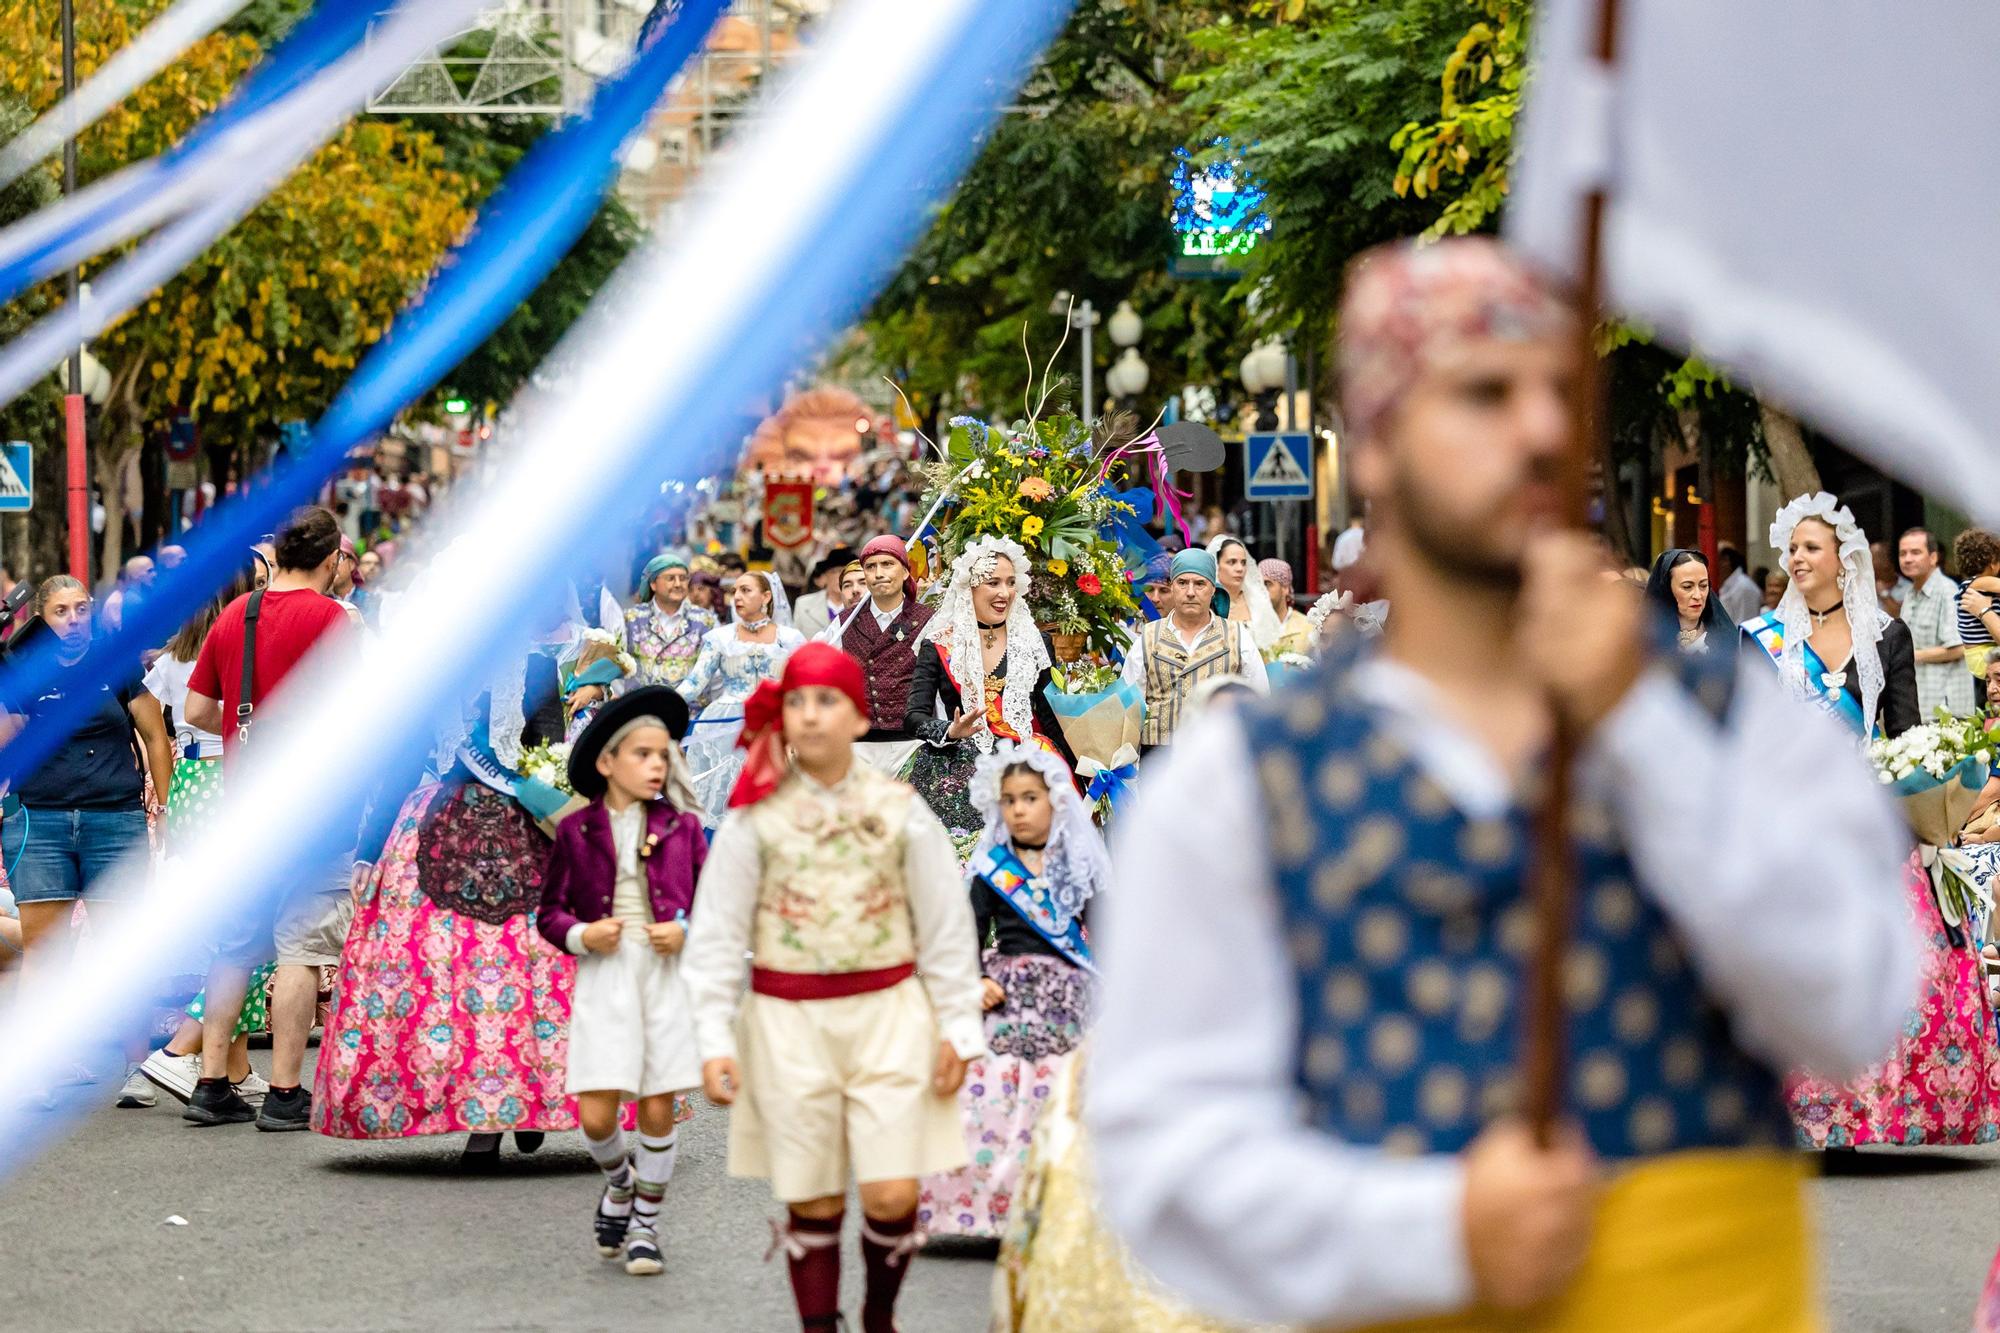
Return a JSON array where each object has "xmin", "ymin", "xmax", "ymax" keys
[
  {"xmin": 0, "ymin": 441, "xmax": 31, "ymax": 511},
  {"xmin": 1245, "ymin": 431, "xmax": 1312, "ymax": 501}
]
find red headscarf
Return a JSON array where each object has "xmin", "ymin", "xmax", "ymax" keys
[
  {"xmin": 728, "ymin": 643, "xmax": 871, "ymax": 808},
  {"xmin": 858, "ymin": 533, "xmax": 917, "ymax": 601}
]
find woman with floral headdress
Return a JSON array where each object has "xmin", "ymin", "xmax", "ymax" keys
[
  {"xmin": 677, "ymin": 570, "xmax": 805, "ymax": 823},
  {"xmin": 1744, "ymin": 494, "xmax": 1999, "ymax": 1148},
  {"xmin": 918, "ymin": 741, "xmax": 1107, "ymax": 1241},
  {"xmin": 902, "ymin": 537, "xmax": 1080, "ymax": 857}
]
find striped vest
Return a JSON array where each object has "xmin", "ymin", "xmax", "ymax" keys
[
  {"xmin": 1237, "ymin": 643, "xmax": 1792, "ymax": 1160},
  {"xmin": 1138, "ymin": 615, "xmax": 1247, "ymax": 746}
]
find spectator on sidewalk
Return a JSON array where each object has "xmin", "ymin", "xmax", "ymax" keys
[
  {"xmin": 180, "ymin": 506, "xmax": 354, "ymax": 1132},
  {"xmin": 1898, "ymin": 526, "xmax": 1973, "ymax": 718},
  {"xmin": 1716, "ymin": 543, "xmax": 1764, "ymax": 625}
]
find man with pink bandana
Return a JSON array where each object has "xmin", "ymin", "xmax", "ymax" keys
[{"xmin": 1089, "ymin": 238, "xmax": 1915, "ymax": 1330}]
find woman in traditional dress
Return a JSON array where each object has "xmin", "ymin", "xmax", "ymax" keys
[
  {"xmin": 677, "ymin": 570, "xmax": 804, "ymax": 822},
  {"xmin": 313, "ymin": 610, "xmax": 622, "ymax": 1167},
  {"xmin": 1645, "ymin": 548, "xmax": 1734, "ymax": 654},
  {"xmin": 902, "ymin": 537, "xmax": 1079, "ymax": 856},
  {"xmin": 1743, "ymin": 493, "xmax": 1999, "ymax": 1147},
  {"xmin": 919, "ymin": 742, "xmax": 1106, "ymax": 1241},
  {"xmin": 1207, "ymin": 535, "xmax": 1281, "ymax": 657}
]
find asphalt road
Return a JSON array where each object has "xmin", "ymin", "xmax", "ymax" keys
[{"xmin": 2, "ymin": 1052, "xmax": 1995, "ymax": 1332}]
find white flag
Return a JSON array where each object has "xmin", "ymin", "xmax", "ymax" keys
[{"xmin": 1508, "ymin": 1, "xmax": 2000, "ymax": 523}]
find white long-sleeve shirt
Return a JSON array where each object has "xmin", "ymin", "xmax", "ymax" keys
[
  {"xmin": 681, "ymin": 767, "xmax": 987, "ymax": 1063},
  {"xmin": 1089, "ymin": 656, "xmax": 1916, "ymax": 1329}
]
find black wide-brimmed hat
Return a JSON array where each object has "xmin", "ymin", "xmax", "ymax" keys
[
  {"xmin": 567, "ymin": 685, "xmax": 691, "ymax": 799},
  {"xmin": 810, "ymin": 547, "xmax": 858, "ymax": 582}
]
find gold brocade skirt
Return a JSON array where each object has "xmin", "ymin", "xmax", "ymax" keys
[{"xmin": 994, "ymin": 1057, "xmax": 1818, "ymax": 1333}]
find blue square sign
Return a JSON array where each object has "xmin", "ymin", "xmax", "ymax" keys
[
  {"xmin": 0, "ymin": 441, "xmax": 31, "ymax": 512},
  {"xmin": 1245, "ymin": 432, "xmax": 1312, "ymax": 501}
]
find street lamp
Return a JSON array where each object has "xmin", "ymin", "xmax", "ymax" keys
[
  {"xmin": 1106, "ymin": 347, "xmax": 1150, "ymax": 402},
  {"xmin": 1107, "ymin": 299, "xmax": 1143, "ymax": 350},
  {"xmin": 1240, "ymin": 337, "xmax": 1287, "ymax": 430},
  {"xmin": 1050, "ymin": 291, "xmax": 1102, "ymax": 422}
]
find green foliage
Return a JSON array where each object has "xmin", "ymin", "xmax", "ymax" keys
[{"xmin": 1389, "ymin": 0, "xmax": 1523, "ymax": 238}]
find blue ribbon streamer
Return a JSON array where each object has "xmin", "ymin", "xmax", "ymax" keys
[
  {"xmin": 1084, "ymin": 761, "xmax": 1137, "ymax": 811},
  {"xmin": 0, "ymin": 0, "xmax": 727, "ymax": 795},
  {"xmin": 0, "ymin": 0, "xmax": 381, "ymax": 307}
]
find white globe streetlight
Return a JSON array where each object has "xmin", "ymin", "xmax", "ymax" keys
[
  {"xmin": 1108, "ymin": 347, "xmax": 1150, "ymax": 398},
  {"xmin": 1107, "ymin": 299, "xmax": 1143, "ymax": 349}
]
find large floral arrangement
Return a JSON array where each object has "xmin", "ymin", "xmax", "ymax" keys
[
  {"xmin": 919, "ymin": 412, "xmax": 1140, "ymax": 657},
  {"xmin": 515, "ymin": 740, "xmax": 576, "ymax": 796}
]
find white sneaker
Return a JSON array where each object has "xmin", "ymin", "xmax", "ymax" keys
[
  {"xmin": 116, "ymin": 1066, "xmax": 157, "ymax": 1109},
  {"xmin": 233, "ymin": 1070, "xmax": 270, "ymax": 1107},
  {"xmin": 140, "ymin": 1049, "xmax": 201, "ymax": 1104}
]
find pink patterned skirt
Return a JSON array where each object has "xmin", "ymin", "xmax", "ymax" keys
[
  {"xmin": 1789, "ymin": 851, "xmax": 2000, "ymax": 1148},
  {"xmin": 313, "ymin": 782, "xmax": 593, "ymax": 1139},
  {"xmin": 919, "ymin": 950, "xmax": 1095, "ymax": 1240}
]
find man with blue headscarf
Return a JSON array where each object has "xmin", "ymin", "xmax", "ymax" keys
[
  {"xmin": 623, "ymin": 553, "xmax": 715, "ymax": 691},
  {"xmin": 1118, "ymin": 546, "xmax": 1267, "ymax": 750}
]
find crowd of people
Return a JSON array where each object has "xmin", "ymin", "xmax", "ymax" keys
[{"xmin": 0, "ymin": 235, "xmax": 1996, "ymax": 1333}]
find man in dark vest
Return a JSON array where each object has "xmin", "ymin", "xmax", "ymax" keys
[
  {"xmin": 1089, "ymin": 238, "xmax": 1916, "ymax": 1332},
  {"xmin": 835, "ymin": 534, "xmax": 933, "ymax": 773}
]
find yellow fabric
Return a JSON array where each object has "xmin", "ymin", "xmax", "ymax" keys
[
  {"xmin": 1347, "ymin": 1151, "xmax": 1818, "ymax": 1333},
  {"xmin": 1966, "ymin": 643, "xmax": 1992, "ymax": 678},
  {"xmin": 748, "ymin": 768, "xmax": 916, "ymax": 973}
]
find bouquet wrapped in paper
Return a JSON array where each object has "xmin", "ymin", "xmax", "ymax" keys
[
  {"xmin": 1043, "ymin": 669, "xmax": 1142, "ymax": 817},
  {"xmin": 1868, "ymin": 717, "xmax": 1994, "ymax": 847}
]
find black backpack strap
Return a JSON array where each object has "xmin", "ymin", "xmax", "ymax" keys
[{"xmin": 236, "ymin": 588, "xmax": 265, "ymax": 744}]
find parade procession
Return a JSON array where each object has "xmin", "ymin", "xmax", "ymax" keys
[{"xmin": 2, "ymin": 1, "xmax": 2000, "ymax": 1331}]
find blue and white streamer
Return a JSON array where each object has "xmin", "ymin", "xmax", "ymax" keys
[
  {"xmin": 0, "ymin": 0, "xmax": 1075, "ymax": 1166},
  {"xmin": 0, "ymin": 0, "xmax": 728, "ymax": 798},
  {"xmin": 0, "ymin": 0, "xmax": 477, "ymax": 317},
  {"xmin": 0, "ymin": 0, "xmax": 255, "ymax": 192}
]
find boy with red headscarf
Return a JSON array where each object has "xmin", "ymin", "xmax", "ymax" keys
[{"xmin": 681, "ymin": 643, "xmax": 983, "ymax": 1333}]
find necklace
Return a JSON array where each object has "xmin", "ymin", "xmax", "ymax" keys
[
  {"xmin": 1012, "ymin": 836, "xmax": 1047, "ymax": 850},
  {"xmin": 978, "ymin": 618, "xmax": 1005, "ymax": 648},
  {"xmin": 1807, "ymin": 600, "xmax": 1843, "ymax": 630},
  {"xmin": 739, "ymin": 616, "xmax": 773, "ymax": 633}
]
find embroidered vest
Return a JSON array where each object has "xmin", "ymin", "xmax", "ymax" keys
[
  {"xmin": 844, "ymin": 600, "xmax": 934, "ymax": 732},
  {"xmin": 1238, "ymin": 645, "xmax": 1791, "ymax": 1160},
  {"xmin": 625, "ymin": 603, "xmax": 712, "ymax": 688},
  {"xmin": 748, "ymin": 766, "xmax": 918, "ymax": 974},
  {"xmin": 1139, "ymin": 615, "xmax": 1246, "ymax": 745}
]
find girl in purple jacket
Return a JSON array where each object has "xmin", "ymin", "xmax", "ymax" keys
[{"xmin": 538, "ymin": 686, "xmax": 706, "ymax": 1277}]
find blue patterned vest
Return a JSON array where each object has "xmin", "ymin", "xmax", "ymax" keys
[{"xmin": 1239, "ymin": 642, "xmax": 1792, "ymax": 1160}]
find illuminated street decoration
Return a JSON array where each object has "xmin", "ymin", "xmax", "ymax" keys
[{"xmin": 1170, "ymin": 139, "xmax": 1272, "ymax": 261}]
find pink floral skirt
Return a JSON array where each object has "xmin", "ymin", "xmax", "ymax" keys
[
  {"xmin": 1978, "ymin": 1246, "xmax": 2000, "ymax": 1333},
  {"xmin": 919, "ymin": 951, "xmax": 1094, "ymax": 1240},
  {"xmin": 1789, "ymin": 851, "xmax": 2000, "ymax": 1148},
  {"xmin": 313, "ymin": 783, "xmax": 594, "ymax": 1139}
]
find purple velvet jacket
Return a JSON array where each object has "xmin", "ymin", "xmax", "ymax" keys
[{"xmin": 536, "ymin": 799, "xmax": 706, "ymax": 955}]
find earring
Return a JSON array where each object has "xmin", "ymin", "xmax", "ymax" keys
[{"xmin": 1836, "ymin": 570, "xmax": 1849, "ymax": 590}]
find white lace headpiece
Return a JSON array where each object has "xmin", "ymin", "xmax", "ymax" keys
[
  {"xmin": 1767, "ymin": 491, "xmax": 1886, "ymax": 728},
  {"xmin": 1208, "ymin": 533, "xmax": 1281, "ymax": 651},
  {"xmin": 919, "ymin": 534, "xmax": 1047, "ymax": 752},
  {"xmin": 1306, "ymin": 590, "xmax": 1352, "ymax": 636},
  {"xmin": 969, "ymin": 741, "xmax": 1107, "ymax": 933}
]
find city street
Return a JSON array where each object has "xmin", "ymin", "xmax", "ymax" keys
[{"xmin": 0, "ymin": 1049, "xmax": 1993, "ymax": 1332}]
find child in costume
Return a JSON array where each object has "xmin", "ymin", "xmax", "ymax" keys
[
  {"xmin": 682, "ymin": 643, "xmax": 985, "ymax": 1333},
  {"xmin": 918, "ymin": 741, "xmax": 1105, "ymax": 1240},
  {"xmin": 537, "ymin": 686, "xmax": 707, "ymax": 1277}
]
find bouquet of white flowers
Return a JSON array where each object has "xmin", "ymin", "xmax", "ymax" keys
[
  {"xmin": 515, "ymin": 740, "xmax": 576, "ymax": 796},
  {"xmin": 1867, "ymin": 714, "xmax": 1994, "ymax": 847}
]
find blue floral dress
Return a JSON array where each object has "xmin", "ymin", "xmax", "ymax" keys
[{"xmin": 677, "ymin": 622, "xmax": 805, "ymax": 822}]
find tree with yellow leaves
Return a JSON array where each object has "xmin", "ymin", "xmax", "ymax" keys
[{"xmin": 0, "ymin": 0, "xmax": 474, "ymax": 577}]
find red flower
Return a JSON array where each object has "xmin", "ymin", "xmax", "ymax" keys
[{"xmin": 1076, "ymin": 573, "xmax": 1102, "ymax": 595}]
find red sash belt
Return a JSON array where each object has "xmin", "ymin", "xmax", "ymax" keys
[{"xmin": 750, "ymin": 962, "xmax": 915, "ymax": 1001}]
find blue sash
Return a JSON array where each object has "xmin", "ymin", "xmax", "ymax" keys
[{"xmin": 971, "ymin": 843, "xmax": 1095, "ymax": 974}]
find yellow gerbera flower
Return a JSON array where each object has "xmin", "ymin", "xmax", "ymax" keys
[
  {"xmin": 1048, "ymin": 558, "xmax": 1069, "ymax": 577},
  {"xmin": 1022, "ymin": 516, "xmax": 1045, "ymax": 539}
]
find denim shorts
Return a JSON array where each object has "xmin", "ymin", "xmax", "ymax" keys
[{"xmin": 6, "ymin": 806, "xmax": 149, "ymax": 905}]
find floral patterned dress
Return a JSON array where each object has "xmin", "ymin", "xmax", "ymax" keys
[
  {"xmin": 1788, "ymin": 848, "xmax": 2000, "ymax": 1147},
  {"xmin": 313, "ymin": 781, "xmax": 595, "ymax": 1138}
]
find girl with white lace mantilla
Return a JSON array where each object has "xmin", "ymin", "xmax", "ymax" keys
[{"xmin": 917, "ymin": 741, "xmax": 1107, "ymax": 1240}]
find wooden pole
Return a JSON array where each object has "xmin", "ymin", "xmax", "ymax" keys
[{"xmin": 1524, "ymin": 0, "xmax": 1620, "ymax": 1149}]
